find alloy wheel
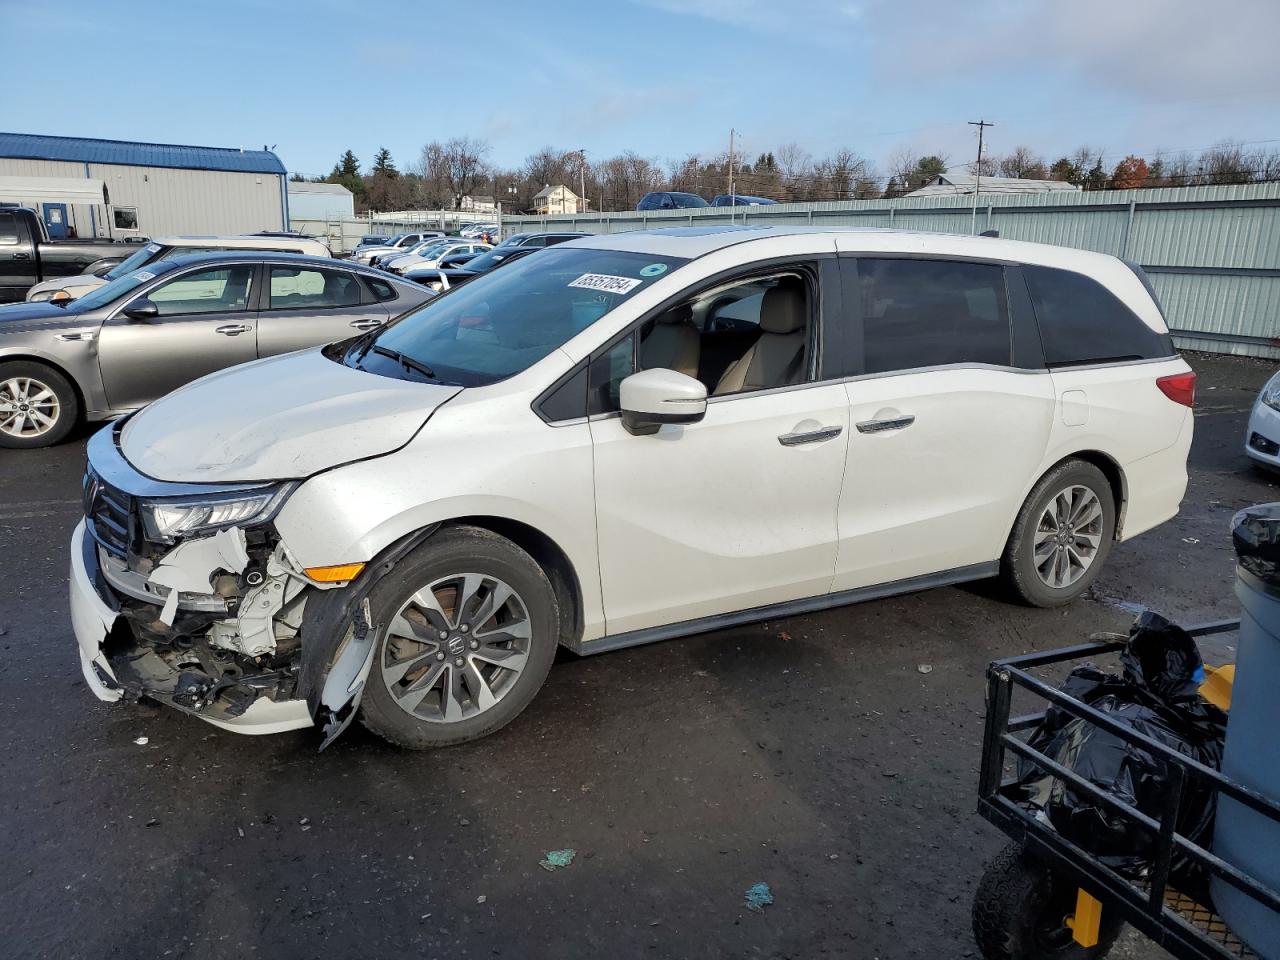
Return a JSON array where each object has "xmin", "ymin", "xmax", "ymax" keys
[
  {"xmin": 380, "ymin": 573, "xmax": 531, "ymax": 724},
  {"xmin": 1033, "ymin": 484, "xmax": 1104, "ymax": 589},
  {"xmin": 0, "ymin": 376, "xmax": 60, "ymax": 439}
]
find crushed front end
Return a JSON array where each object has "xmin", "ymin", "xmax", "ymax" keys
[{"xmin": 69, "ymin": 422, "xmax": 371, "ymax": 740}]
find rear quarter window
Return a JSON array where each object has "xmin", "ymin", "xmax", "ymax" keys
[{"xmin": 1023, "ymin": 265, "xmax": 1174, "ymax": 366}]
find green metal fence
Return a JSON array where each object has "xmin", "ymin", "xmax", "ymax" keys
[{"xmin": 499, "ymin": 183, "xmax": 1280, "ymax": 359}]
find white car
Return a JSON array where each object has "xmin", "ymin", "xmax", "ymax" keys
[
  {"xmin": 1245, "ymin": 371, "xmax": 1280, "ymax": 468},
  {"xmin": 381, "ymin": 239, "xmax": 492, "ymax": 274},
  {"xmin": 69, "ymin": 226, "xmax": 1194, "ymax": 749},
  {"xmin": 350, "ymin": 231, "xmax": 444, "ymax": 265},
  {"xmin": 25, "ymin": 233, "xmax": 333, "ymax": 302},
  {"xmin": 461, "ymin": 223, "xmax": 497, "ymax": 239}
]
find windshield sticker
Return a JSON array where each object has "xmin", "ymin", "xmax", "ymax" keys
[
  {"xmin": 132, "ymin": 271, "xmax": 156, "ymax": 282},
  {"xmin": 639, "ymin": 263, "xmax": 668, "ymax": 277},
  {"xmin": 145, "ymin": 243, "xmax": 161, "ymax": 254},
  {"xmin": 568, "ymin": 273, "xmax": 643, "ymax": 295}
]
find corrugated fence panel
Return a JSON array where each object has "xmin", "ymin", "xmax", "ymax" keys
[{"xmin": 490, "ymin": 182, "xmax": 1280, "ymax": 358}]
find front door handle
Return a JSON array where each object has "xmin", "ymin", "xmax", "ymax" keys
[
  {"xmin": 215, "ymin": 324, "xmax": 252, "ymax": 336},
  {"xmin": 12, "ymin": 252, "xmax": 31, "ymax": 260},
  {"xmin": 348, "ymin": 318, "xmax": 384, "ymax": 330},
  {"xmin": 778, "ymin": 425, "xmax": 844, "ymax": 446},
  {"xmin": 856, "ymin": 415, "xmax": 915, "ymax": 434}
]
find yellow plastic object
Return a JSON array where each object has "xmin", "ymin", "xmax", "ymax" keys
[
  {"xmin": 304, "ymin": 562, "xmax": 366, "ymax": 583},
  {"xmin": 1200, "ymin": 663, "xmax": 1235, "ymax": 712},
  {"xmin": 1066, "ymin": 888, "xmax": 1103, "ymax": 948}
]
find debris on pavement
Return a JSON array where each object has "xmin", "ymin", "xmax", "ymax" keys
[
  {"xmin": 133, "ymin": 736, "xmax": 148, "ymax": 746},
  {"xmin": 744, "ymin": 881, "xmax": 774, "ymax": 913},
  {"xmin": 539, "ymin": 849, "xmax": 576, "ymax": 872},
  {"xmin": 916, "ymin": 664, "xmax": 933, "ymax": 675},
  {"xmin": 477, "ymin": 895, "xmax": 487, "ymax": 904}
]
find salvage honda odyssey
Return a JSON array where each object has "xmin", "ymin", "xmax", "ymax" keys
[{"xmin": 70, "ymin": 226, "xmax": 1195, "ymax": 749}]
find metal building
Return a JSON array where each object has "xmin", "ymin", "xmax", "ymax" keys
[
  {"xmin": 287, "ymin": 180, "xmax": 354, "ymax": 220},
  {"xmin": 0, "ymin": 132, "xmax": 287, "ymax": 241}
]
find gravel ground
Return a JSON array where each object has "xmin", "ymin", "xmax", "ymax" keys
[{"xmin": 0, "ymin": 351, "xmax": 1274, "ymax": 960}]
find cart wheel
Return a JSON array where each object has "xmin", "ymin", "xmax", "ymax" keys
[{"xmin": 972, "ymin": 843, "xmax": 1123, "ymax": 960}]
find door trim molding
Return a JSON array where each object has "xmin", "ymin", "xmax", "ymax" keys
[{"xmin": 571, "ymin": 561, "xmax": 999, "ymax": 655}]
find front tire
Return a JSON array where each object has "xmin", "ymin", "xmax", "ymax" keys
[
  {"xmin": 1001, "ymin": 459, "xmax": 1116, "ymax": 607},
  {"xmin": 972, "ymin": 844, "xmax": 1122, "ymax": 960},
  {"xmin": 358, "ymin": 525, "xmax": 559, "ymax": 749},
  {"xmin": 0, "ymin": 360, "xmax": 79, "ymax": 449}
]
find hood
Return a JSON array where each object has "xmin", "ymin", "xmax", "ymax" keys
[
  {"xmin": 0, "ymin": 300, "xmax": 89, "ymax": 328},
  {"xmin": 120, "ymin": 348, "xmax": 462, "ymax": 483},
  {"xmin": 28, "ymin": 274, "xmax": 105, "ymax": 297}
]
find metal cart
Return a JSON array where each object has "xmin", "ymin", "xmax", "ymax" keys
[{"xmin": 973, "ymin": 620, "xmax": 1280, "ymax": 959}]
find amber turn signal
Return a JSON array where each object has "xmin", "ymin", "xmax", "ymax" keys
[{"xmin": 303, "ymin": 562, "xmax": 366, "ymax": 583}]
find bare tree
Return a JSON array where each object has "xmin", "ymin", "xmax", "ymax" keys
[{"xmin": 997, "ymin": 146, "xmax": 1048, "ymax": 179}]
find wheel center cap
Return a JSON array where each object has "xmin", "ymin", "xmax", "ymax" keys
[
  {"xmin": 19, "ymin": 403, "xmax": 29, "ymax": 411},
  {"xmin": 447, "ymin": 636, "xmax": 466, "ymax": 657}
]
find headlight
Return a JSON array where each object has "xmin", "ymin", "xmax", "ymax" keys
[
  {"xmin": 139, "ymin": 484, "xmax": 295, "ymax": 543},
  {"xmin": 1263, "ymin": 372, "xmax": 1280, "ymax": 411},
  {"xmin": 29, "ymin": 290, "xmax": 57, "ymax": 302}
]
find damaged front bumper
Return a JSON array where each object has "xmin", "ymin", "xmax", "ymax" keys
[
  {"xmin": 68, "ymin": 422, "xmax": 384, "ymax": 744},
  {"xmin": 69, "ymin": 521, "xmax": 314, "ymax": 735}
]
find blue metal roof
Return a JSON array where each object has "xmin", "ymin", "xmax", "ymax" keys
[{"xmin": 0, "ymin": 132, "xmax": 286, "ymax": 175}]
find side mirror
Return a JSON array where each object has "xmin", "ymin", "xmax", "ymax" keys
[
  {"xmin": 619, "ymin": 368, "xmax": 707, "ymax": 436},
  {"xmin": 123, "ymin": 298, "xmax": 159, "ymax": 322}
]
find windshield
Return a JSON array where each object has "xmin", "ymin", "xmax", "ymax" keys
[
  {"xmin": 352, "ymin": 247, "xmax": 687, "ymax": 387},
  {"xmin": 413, "ymin": 241, "xmax": 452, "ymax": 260},
  {"xmin": 70, "ymin": 269, "xmax": 158, "ymax": 311},
  {"xmin": 455, "ymin": 247, "xmax": 509, "ymax": 272},
  {"xmin": 104, "ymin": 242, "xmax": 164, "ymax": 280}
]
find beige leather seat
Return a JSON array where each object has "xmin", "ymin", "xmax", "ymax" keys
[
  {"xmin": 713, "ymin": 281, "xmax": 807, "ymax": 395},
  {"xmin": 640, "ymin": 305, "xmax": 700, "ymax": 379}
]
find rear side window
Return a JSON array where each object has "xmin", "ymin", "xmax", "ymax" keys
[
  {"xmin": 0, "ymin": 212, "xmax": 17, "ymax": 244},
  {"xmin": 1023, "ymin": 265, "xmax": 1173, "ymax": 366},
  {"xmin": 856, "ymin": 258, "xmax": 1011, "ymax": 374},
  {"xmin": 366, "ymin": 277, "xmax": 398, "ymax": 302}
]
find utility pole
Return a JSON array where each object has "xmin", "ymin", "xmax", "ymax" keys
[
  {"xmin": 577, "ymin": 149, "xmax": 588, "ymax": 214},
  {"xmin": 968, "ymin": 119, "xmax": 993, "ymax": 234},
  {"xmin": 727, "ymin": 128, "xmax": 737, "ymax": 223}
]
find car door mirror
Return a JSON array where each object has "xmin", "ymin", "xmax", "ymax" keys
[
  {"xmin": 619, "ymin": 368, "xmax": 707, "ymax": 436},
  {"xmin": 122, "ymin": 298, "xmax": 160, "ymax": 322}
]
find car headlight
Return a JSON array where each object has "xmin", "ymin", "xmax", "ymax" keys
[
  {"xmin": 1263, "ymin": 372, "xmax": 1280, "ymax": 412},
  {"xmin": 139, "ymin": 484, "xmax": 296, "ymax": 543}
]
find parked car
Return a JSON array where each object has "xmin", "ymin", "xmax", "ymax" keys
[
  {"xmin": 403, "ymin": 245, "xmax": 538, "ymax": 291},
  {"xmin": 381, "ymin": 239, "xmax": 492, "ymax": 275},
  {"xmin": 25, "ymin": 234, "xmax": 333, "ymax": 303},
  {"xmin": 360, "ymin": 234, "xmax": 390, "ymax": 247},
  {"xmin": 710, "ymin": 194, "xmax": 778, "ymax": 206},
  {"xmin": 460, "ymin": 223, "xmax": 498, "ymax": 239},
  {"xmin": 68, "ymin": 226, "xmax": 1194, "ymax": 751},
  {"xmin": 1245, "ymin": 370, "xmax": 1280, "ymax": 469},
  {"xmin": 0, "ymin": 252, "xmax": 430, "ymax": 448},
  {"xmin": 636, "ymin": 191, "xmax": 709, "ymax": 211},
  {"xmin": 350, "ymin": 232, "xmax": 445, "ymax": 264},
  {"xmin": 368, "ymin": 238, "xmax": 440, "ymax": 270},
  {"xmin": 494, "ymin": 231, "xmax": 590, "ymax": 250},
  {"xmin": 0, "ymin": 206, "xmax": 139, "ymax": 303}
]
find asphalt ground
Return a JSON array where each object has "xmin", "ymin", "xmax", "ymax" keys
[{"xmin": 0, "ymin": 351, "xmax": 1274, "ymax": 959}]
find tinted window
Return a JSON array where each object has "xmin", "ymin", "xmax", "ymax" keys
[
  {"xmin": 1023, "ymin": 265, "xmax": 1174, "ymax": 366},
  {"xmin": 856, "ymin": 259, "xmax": 1011, "ymax": 374},
  {"xmin": 366, "ymin": 277, "xmax": 398, "ymax": 302},
  {"xmin": 146, "ymin": 265, "xmax": 255, "ymax": 316},
  {"xmin": 113, "ymin": 207, "xmax": 139, "ymax": 230},
  {"xmin": 268, "ymin": 267, "xmax": 360, "ymax": 309},
  {"xmin": 588, "ymin": 333, "xmax": 635, "ymax": 415},
  {"xmin": 0, "ymin": 212, "xmax": 16, "ymax": 245}
]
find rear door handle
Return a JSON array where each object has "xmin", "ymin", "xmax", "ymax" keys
[
  {"xmin": 348, "ymin": 318, "xmax": 384, "ymax": 330},
  {"xmin": 12, "ymin": 253, "xmax": 31, "ymax": 260},
  {"xmin": 778, "ymin": 425, "xmax": 844, "ymax": 446},
  {"xmin": 215, "ymin": 324, "xmax": 252, "ymax": 336},
  {"xmin": 855, "ymin": 415, "xmax": 915, "ymax": 434}
]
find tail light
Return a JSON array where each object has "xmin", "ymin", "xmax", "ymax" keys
[{"xmin": 1156, "ymin": 371, "xmax": 1196, "ymax": 408}]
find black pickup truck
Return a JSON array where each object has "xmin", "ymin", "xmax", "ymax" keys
[{"xmin": 0, "ymin": 206, "xmax": 136, "ymax": 303}]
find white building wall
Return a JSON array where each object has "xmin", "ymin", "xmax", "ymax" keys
[
  {"xmin": 287, "ymin": 187, "xmax": 355, "ymax": 220},
  {"xmin": 0, "ymin": 157, "xmax": 285, "ymax": 239}
]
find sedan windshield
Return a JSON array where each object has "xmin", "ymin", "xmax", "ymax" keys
[
  {"xmin": 67, "ymin": 269, "xmax": 158, "ymax": 311},
  {"xmin": 351, "ymin": 247, "xmax": 686, "ymax": 387},
  {"xmin": 104, "ymin": 242, "xmax": 164, "ymax": 280}
]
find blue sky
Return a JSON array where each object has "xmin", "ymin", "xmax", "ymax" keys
[{"xmin": 3, "ymin": 0, "xmax": 1278, "ymax": 180}]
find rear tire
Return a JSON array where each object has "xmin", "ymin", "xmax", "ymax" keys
[
  {"xmin": 1001, "ymin": 459, "xmax": 1116, "ymax": 607},
  {"xmin": 972, "ymin": 843, "xmax": 1123, "ymax": 960},
  {"xmin": 358, "ymin": 525, "xmax": 559, "ymax": 749},
  {"xmin": 0, "ymin": 360, "xmax": 79, "ymax": 449}
]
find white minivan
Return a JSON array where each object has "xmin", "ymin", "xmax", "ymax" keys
[{"xmin": 69, "ymin": 226, "xmax": 1195, "ymax": 749}]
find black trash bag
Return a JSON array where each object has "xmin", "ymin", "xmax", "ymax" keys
[
  {"xmin": 1232, "ymin": 503, "xmax": 1280, "ymax": 585},
  {"xmin": 1007, "ymin": 612, "xmax": 1228, "ymax": 904}
]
